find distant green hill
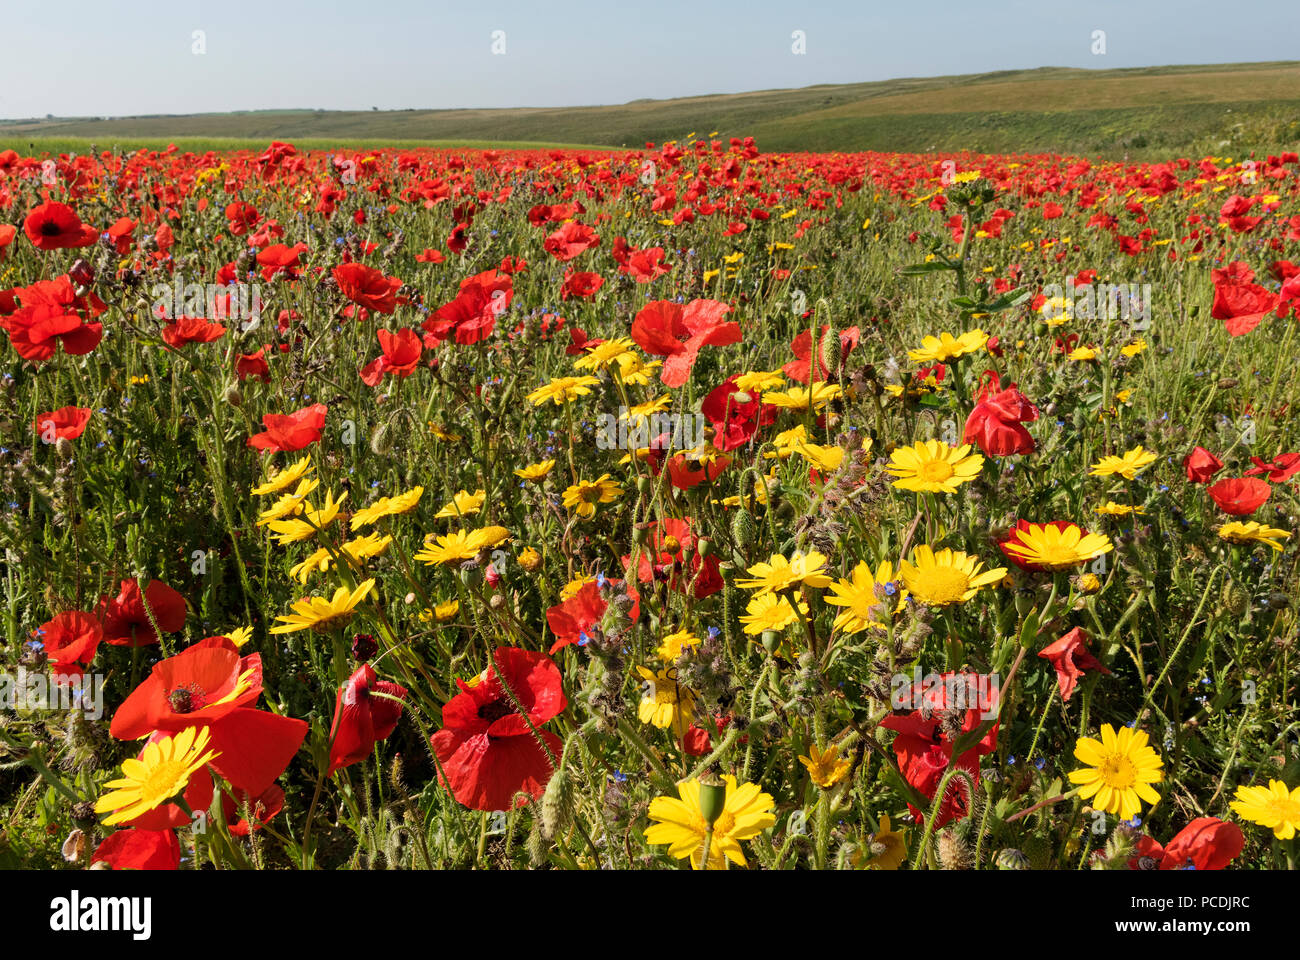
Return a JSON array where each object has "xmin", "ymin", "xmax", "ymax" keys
[{"xmin": 5, "ymin": 62, "xmax": 1300, "ymax": 158}]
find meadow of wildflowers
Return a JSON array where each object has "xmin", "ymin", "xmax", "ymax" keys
[{"xmin": 1, "ymin": 135, "xmax": 1299, "ymax": 875}]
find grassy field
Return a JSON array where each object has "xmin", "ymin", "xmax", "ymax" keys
[{"xmin": 4, "ymin": 61, "xmax": 1300, "ymax": 158}]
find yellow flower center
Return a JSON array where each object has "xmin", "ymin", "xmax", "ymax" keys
[
  {"xmin": 139, "ymin": 759, "xmax": 188, "ymax": 807},
  {"xmin": 914, "ymin": 567, "xmax": 970, "ymax": 604},
  {"xmin": 1098, "ymin": 753, "xmax": 1137, "ymax": 789},
  {"xmin": 1030, "ymin": 541, "xmax": 1081, "ymax": 567},
  {"xmin": 917, "ymin": 459, "xmax": 954, "ymax": 483},
  {"xmin": 1265, "ymin": 794, "xmax": 1300, "ymax": 824},
  {"xmin": 580, "ymin": 485, "xmax": 602, "ymax": 504}
]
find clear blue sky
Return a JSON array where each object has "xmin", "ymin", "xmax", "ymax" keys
[{"xmin": 3, "ymin": 0, "xmax": 1296, "ymax": 118}]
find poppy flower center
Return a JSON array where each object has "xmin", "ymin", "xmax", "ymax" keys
[
  {"xmin": 477, "ymin": 700, "xmax": 514, "ymax": 724},
  {"xmin": 40, "ymin": 221, "xmax": 62, "ymax": 237},
  {"xmin": 168, "ymin": 683, "xmax": 207, "ymax": 714}
]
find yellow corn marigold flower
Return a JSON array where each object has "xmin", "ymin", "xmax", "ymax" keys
[
  {"xmin": 223, "ymin": 626, "xmax": 254, "ymax": 648},
  {"xmin": 575, "ymin": 337, "xmax": 637, "ymax": 371},
  {"xmin": 1096, "ymin": 501, "xmax": 1143, "ymax": 516},
  {"xmin": 340, "ymin": 532, "xmax": 393, "ymax": 563},
  {"xmin": 348, "ymin": 486, "xmax": 424, "ymax": 530},
  {"xmin": 762, "ymin": 382, "xmax": 842, "ymax": 412},
  {"xmin": 739, "ymin": 592, "xmax": 807, "ymax": 634},
  {"xmin": 644, "ymin": 774, "xmax": 776, "ymax": 870},
  {"xmin": 526, "ymin": 375, "xmax": 600, "ymax": 406},
  {"xmin": 1218, "ymin": 520, "xmax": 1292, "ymax": 553},
  {"xmin": 514, "ymin": 459, "xmax": 556, "ymax": 482},
  {"xmin": 734, "ymin": 369, "xmax": 786, "ymax": 393},
  {"xmin": 270, "ymin": 579, "xmax": 376, "ymax": 634},
  {"xmin": 256, "ymin": 478, "xmax": 319, "ymax": 525},
  {"xmin": 435, "ymin": 489, "xmax": 486, "ymax": 519},
  {"xmin": 736, "ymin": 550, "xmax": 832, "ymax": 594},
  {"xmin": 856, "ymin": 814, "xmax": 907, "ymax": 870},
  {"xmin": 798, "ymin": 742, "xmax": 851, "ymax": 789},
  {"xmin": 252, "ymin": 454, "xmax": 314, "ymax": 496},
  {"xmin": 562, "ymin": 474, "xmax": 622, "ymax": 519},
  {"xmin": 899, "ymin": 545, "xmax": 1006, "ymax": 607},
  {"xmin": 1230, "ymin": 779, "xmax": 1300, "ymax": 839},
  {"xmin": 289, "ymin": 547, "xmax": 333, "ymax": 584},
  {"xmin": 1067, "ymin": 346, "xmax": 1098, "ymax": 362},
  {"xmin": 1000, "ymin": 522, "xmax": 1113, "ymax": 570},
  {"xmin": 636, "ymin": 666, "xmax": 695, "ymax": 737},
  {"xmin": 94, "ymin": 726, "xmax": 221, "ymax": 826},
  {"xmin": 1068, "ymin": 723, "xmax": 1163, "ymax": 820},
  {"xmin": 615, "ymin": 354, "xmax": 661, "ymax": 386},
  {"xmin": 1090, "ymin": 445, "xmax": 1158, "ymax": 480},
  {"xmin": 656, "ymin": 627, "xmax": 701, "ymax": 662},
  {"xmin": 887, "ymin": 440, "xmax": 983, "ymax": 494},
  {"xmin": 793, "ymin": 440, "xmax": 845, "ymax": 472},
  {"xmin": 517, "ymin": 546, "xmax": 542, "ymax": 572},
  {"xmin": 907, "ymin": 329, "xmax": 988, "ymax": 365},
  {"xmin": 266, "ymin": 489, "xmax": 347, "ymax": 544},
  {"xmin": 414, "ymin": 526, "xmax": 510, "ymax": 566},
  {"xmin": 825, "ymin": 561, "xmax": 900, "ymax": 634},
  {"xmin": 1121, "ymin": 339, "xmax": 1147, "ymax": 357}
]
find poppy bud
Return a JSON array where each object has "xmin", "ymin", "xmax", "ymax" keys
[
  {"xmin": 636, "ymin": 476, "xmax": 652, "ymax": 496},
  {"xmin": 540, "ymin": 764, "xmax": 574, "ymax": 840},
  {"xmin": 732, "ymin": 509, "xmax": 757, "ymax": 551},
  {"xmin": 697, "ymin": 777, "xmax": 727, "ymax": 827},
  {"xmin": 696, "ymin": 538, "xmax": 714, "ymax": 558},
  {"xmin": 370, "ymin": 423, "xmax": 392, "ymax": 456},
  {"xmin": 995, "ymin": 847, "xmax": 1029, "ymax": 870}
]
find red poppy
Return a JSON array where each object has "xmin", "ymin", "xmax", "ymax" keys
[
  {"xmin": 560, "ymin": 269, "xmax": 604, "ymax": 300},
  {"xmin": 963, "ymin": 377, "xmax": 1038, "ymax": 457},
  {"xmin": 97, "ymin": 579, "xmax": 187, "ymax": 647},
  {"xmin": 630, "ymin": 298, "xmax": 740, "ymax": 388},
  {"xmin": 110, "ymin": 635, "xmax": 306, "ymax": 796},
  {"xmin": 255, "ymin": 242, "xmax": 308, "ymax": 280},
  {"xmin": 683, "ymin": 714, "xmax": 730, "ymax": 756},
  {"xmin": 623, "ymin": 517, "xmax": 723, "ymax": 599},
  {"xmin": 619, "ymin": 246, "xmax": 672, "ymax": 282},
  {"xmin": 0, "ymin": 224, "xmax": 15, "ymax": 261},
  {"xmin": 1245, "ymin": 452, "xmax": 1300, "ymax": 482},
  {"xmin": 1182, "ymin": 446, "xmax": 1223, "ymax": 483},
  {"xmin": 105, "ymin": 217, "xmax": 136, "ymax": 255},
  {"xmin": 246, "ymin": 402, "xmax": 328, "ymax": 452},
  {"xmin": 162, "ymin": 316, "xmax": 226, "ymax": 347},
  {"xmin": 664, "ymin": 453, "xmax": 731, "ymax": 489},
  {"xmin": 546, "ymin": 581, "xmax": 605, "ymax": 654},
  {"xmin": 327, "ymin": 664, "xmax": 407, "ymax": 775},
  {"xmin": 423, "ymin": 270, "xmax": 511, "ymax": 346},
  {"xmin": 35, "ymin": 405, "xmax": 92, "ymax": 441},
  {"xmin": 431, "ymin": 647, "xmax": 566, "ymax": 811},
  {"xmin": 0, "ymin": 301, "xmax": 103, "ymax": 364},
  {"xmin": 880, "ymin": 673, "xmax": 998, "ymax": 828},
  {"xmin": 38, "ymin": 610, "xmax": 103, "ymax": 675},
  {"xmin": 1037, "ymin": 627, "xmax": 1109, "ymax": 701},
  {"xmin": 23, "ymin": 201, "xmax": 98, "ymax": 251},
  {"xmin": 700, "ymin": 376, "xmax": 776, "ymax": 452},
  {"xmin": 91, "ymin": 829, "xmax": 181, "ymax": 870},
  {"xmin": 334, "ymin": 263, "xmax": 402, "ymax": 315},
  {"xmin": 415, "ymin": 248, "xmax": 445, "ymax": 263},
  {"xmin": 1212, "ymin": 270, "xmax": 1279, "ymax": 337},
  {"xmin": 224, "ymin": 201, "xmax": 260, "ymax": 236},
  {"xmin": 1207, "ymin": 477, "xmax": 1271, "ymax": 515},
  {"xmin": 360, "ymin": 328, "xmax": 422, "ymax": 386},
  {"xmin": 235, "ymin": 348, "xmax": 271, "ymax": 383},
  {"xmin": 1128, "ymin": 817, "xmax": 1243, "ymax": 870},
  {"xmin": 783, "ymin": 325, "xmax": 860, "ymax": 384},
  {"xmin": 222, "ymin": 785, "xmax": 285, "ymax": 836},
  {"xmin": 543, "ymin": 221, "xmax": 600, "ymax": 261}
]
